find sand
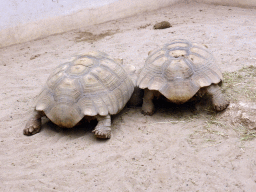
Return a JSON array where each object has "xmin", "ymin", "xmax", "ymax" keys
[{"xmin": 1, "ymin": 2, "xmax": 256, "ymax": 191}]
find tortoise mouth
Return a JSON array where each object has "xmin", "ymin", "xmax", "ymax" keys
[{"xmin": 46, "ymin": 104, "xmax": 83, "ymax": 128}]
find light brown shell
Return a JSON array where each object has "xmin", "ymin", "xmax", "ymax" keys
[
  {"xmin": 36, "ymin": 51, "xmax": 134, "ymax": 127},
  {"xmin": 137, "ymin": 39, "xmax": 223, "ymax": 104}
]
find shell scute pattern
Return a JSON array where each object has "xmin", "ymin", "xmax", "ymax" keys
[
  {"xmin": 36, "ymin": 89, "xmax": 54, "ymax": 111},
  {"xmin": 163, "ymin": 59, "xmax": 193, "ymax": 81},
  {"xmin": 159, "ymin": 79, "xmax": 199, "ymax": 103},
  {"xmin": 81, "ymin": 74, "xmax": 105, "ymax": 94},
  {"xmin": 46, "ymin": 63, "xmax": 69, "ymax": 89},
  {"xmin": 137, "ymin": 39, "xmax": 222, "ymax": 102},
  {"xmin": 167, "ymin": 43, "xmax": 188, "ymax": 49},
  {"xmin": 147, "ymin": 76, "xmax": 165, "ymax": 90},
  {"xmin": 91, "ymin": 96, "xmax": 109, "ymax": 116},
  {"xmin": 91, "ymin": 66, "xmax": 120, "ymax": 91},
  {"xmin": 55, "ymin": 78, "xmax": 81, "ymax": 101},
  {"xmin": 36, "ymin": 51, "xmax": 134, "ymax": 117}
]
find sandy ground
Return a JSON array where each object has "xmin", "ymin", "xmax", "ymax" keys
[{"xmin": 1, "ymin": 2, "xmax": 256, "ymax": 191}]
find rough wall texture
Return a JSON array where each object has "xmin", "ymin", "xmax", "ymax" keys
[
  {"xmin": 195, "ymin": 0, "xmax": 256, "ymax": 8},
  {"xmin": 0, "ymin": 0, "xmax": 181, "ymax": 47},
  {"xmin": 0, "ymin": 0, "xmax": 255, "ymax": 47}
]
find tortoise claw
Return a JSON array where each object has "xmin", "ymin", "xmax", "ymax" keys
[
  {"xmin": 23, "ymin": 119, "xmax": 41, "ymax": 136},
  {"xmin": 93, "ymin": 126, "xmax": 111, "ymax": 139}
]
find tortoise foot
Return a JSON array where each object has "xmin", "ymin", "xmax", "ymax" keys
[
  {"xmin": 142, "ymin": 101, "xmax": 155, "ymax": 116},
  {"xmin": 141, "ymin": 88, "xmax": 155, "ymax": 116},
  {"xmin": 93, "ymin": 126, "xmax": 111, "ymax": 139},
  {"xmin": 23, "ymin": 119, "xmax": 41, "ymax": 136},
  {"xmin": 213, "ymin": 99, "xmax": 230, "ymax": 111},
  {"xmin": 206, "ymin": 84, "xmax": 230, "ymax": 112},
  {"xmin": 141, "ymin": 108, "xmax": 155, "ymax": 116}
]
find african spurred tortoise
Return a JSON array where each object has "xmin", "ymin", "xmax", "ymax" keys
[{"xmin": 24, "ymin": 51, "xmax": 134, "ymax": 139}]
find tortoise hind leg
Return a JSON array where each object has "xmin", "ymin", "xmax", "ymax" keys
[
  {"xmin": 93, "ymin": 115, "xmax": 111, "ymax": 139},
  {"xmin": 142, "ymin": 88, "xmax": 155, "ymax": 115},
  {"xmin": 24, "ymin": 110, "xmax": 45, "ymax": 136},
  {"xmin": 206, "ymin": 84, "xmax": 230, "ymax": 111}
]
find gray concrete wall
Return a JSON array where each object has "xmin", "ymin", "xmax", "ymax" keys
[
  {"xmin": 0, "ymin": 0, "xmax": 181, "ymax": 47},
  {"xmin": 1, "ymin": 0, "xmax": 255, "ymax": 47},
  {"xmin": 195, "ymin": 0, "xmax": 256, "ymax": 8}
]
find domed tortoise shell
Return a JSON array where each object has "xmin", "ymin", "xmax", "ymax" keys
[
  {"xmin": 36, "ymin": 51, "xmax": 134, "ymax": 125},
  {"xmin": 137, "ymin": 39, "xmax": 223, "ymax": 103}
]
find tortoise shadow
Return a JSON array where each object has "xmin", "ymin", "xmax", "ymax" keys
[
  {"xmin": 41, "ymin": 118, "xmax": 102, "ymax": 140},
  {"xmin": 39, "ymin": 94, "xmax": 224, "ymax": 140},
  {"xmin": 152, "ymin": 94, "xmax": 220, "ymax": 118}
]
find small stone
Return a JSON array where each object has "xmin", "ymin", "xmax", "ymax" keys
[
  {"xmin": 240, "ymin": 112, "xmax": 256, "ymax": 130},
  {"xmin": 153, "ymin": 21, "xmax": 171, "ymax": 29}
]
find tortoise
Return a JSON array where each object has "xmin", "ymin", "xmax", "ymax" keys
[
  {"xmin": 24, "ymin": 51, "xmax": 134, "ymax": 139},
  {"xmin": 137, "ymin": 39, "xmax": 229, "ymax": 115}
]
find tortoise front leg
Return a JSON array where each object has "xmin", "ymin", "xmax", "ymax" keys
[
  {"xmin": 142, "ymin": 88, "xmax": 155, "ymax": 115},
  {"xmin": 93, "ymin": 115, "xmax": 111, "ymax": 139},
  {"xmin": 206, "ymin": 84, "xmax": 230, "ymax": 111},
  {"xmin": 24, "ymin": 110, "xmax": 45, "ymax": 136}
]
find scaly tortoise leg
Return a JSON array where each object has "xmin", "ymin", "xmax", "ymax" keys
[
  {"xmin": 93, "ymin": 115, "xmax": 111, "ymax": 139},
  {"xmin": 206, "ymin": 84, "xmax": 230, "ymax": 111},
  {"xmin": 24, "ymin": 110, "xmax": 45, "ymax": 136},
  {"xmin": 142, "ymin": 88, "xmax": 155, "ymax": 116}
]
